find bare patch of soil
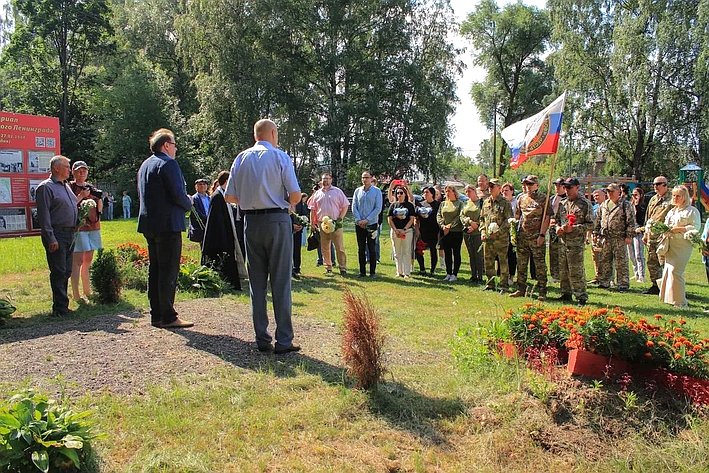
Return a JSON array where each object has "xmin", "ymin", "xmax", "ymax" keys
[{"xmin": 0, "ymin": 299, "xmax": 345, "ymax": 396}]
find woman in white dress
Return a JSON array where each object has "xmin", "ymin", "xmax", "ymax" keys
[{"xmin": 658, "ymin": 185, "xmax": 701, "ymax": 308}]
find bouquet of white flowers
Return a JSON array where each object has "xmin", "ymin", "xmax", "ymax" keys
[
  {"xmin": 320, "ymin": 216, "xmax": 336, "ymax": 234},
  {"xmin": 78, "ymin": 199, "xmax": 96, "ymax": 225},
  {"xmin": 488, "ymin": 222, "xmax": 499, "ymax": 234},
  {"xmin": 292, "ymin": 213, "xmax": 309, "ymax": 228},
  {"xmin": 646, "ymin": 218, "xmax": 671, "ymax": 236},
  {"xmin": 508, "ymin": 218, "xmax": 518, "ymax": 247},
  {"xmin": 684, "ymin": 228, "xmax": 706, "ymax": 252}
]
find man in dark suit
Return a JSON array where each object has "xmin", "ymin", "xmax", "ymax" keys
[
  {"xmin": 188, "ymin": 178, "xmax": 210, "ymax": 245},
  {"xmin": 137, "ymin": 128, "xmax": 193, "ymax": 329}
]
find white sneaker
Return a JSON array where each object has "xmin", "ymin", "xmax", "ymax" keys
[
  {"xmin": 444, "ymin": 274, "xmax": 451, "ymax": 281},
  {"xmin": 449, "ymin": 275, "xmax": 457, "ymax": 282}
]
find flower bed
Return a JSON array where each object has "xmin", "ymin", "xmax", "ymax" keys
[{"xmin": 496, "ymin": 304, "xmax": 709, "ymax": 404}]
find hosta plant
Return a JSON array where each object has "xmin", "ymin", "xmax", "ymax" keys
[{"xmin": 0, "ymin": 389, "xmax": 104, "ymax": 472}]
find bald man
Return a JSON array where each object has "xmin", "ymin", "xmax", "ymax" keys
[{"xmin": 225, "ymin": 119, "xmax": 302, "ymax": 354}]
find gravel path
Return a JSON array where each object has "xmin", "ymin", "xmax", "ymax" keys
[{"xmin": 0, "ymin": 299, "xmax": 346, "ymax": 396}]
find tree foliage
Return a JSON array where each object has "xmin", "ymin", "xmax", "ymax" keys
[
  {"xmin": 177, "ymin": 0, "xmax": 461, "ymax": 191},
  {"xmin": 549, "ymin": 0, "xmax": 704, "ymax": 180},
  {"xmin": 461, "ymin": 0, "xmax": 554, "ymax": 176},
  {"xmin": 0, "ymin": 0, "xmax": 114, "ymax": 159}
]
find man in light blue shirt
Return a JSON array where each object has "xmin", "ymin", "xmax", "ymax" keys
[
  {"xmin": 352, "ymin": 170, "xmax": 383, "ymax": 277},
  {"xmin": 225, "ymin": 119, "xmax": 302, "ymax": 354}
]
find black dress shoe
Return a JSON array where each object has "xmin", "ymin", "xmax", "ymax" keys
[
  {"xmin": 275, "ymin": 344, "xmax": 301, "ymax": 355},
  {"xmin": 51, "ymin": 309, "xmax": 74, "ymax": 317},
  {"xmin": 257, "ymin": 344, "xmax": 274, "ymax": 353},
  {"xmin": 577, "ymin": 299, "xmax": 587, "ymax": 306},
  {"xmin": 642, "ymin": 285, "xmax": 660, "ymax": 295}
]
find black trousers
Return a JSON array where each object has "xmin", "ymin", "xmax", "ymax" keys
[
  {"xmin": 45, "ymin": 229, "xmax": 75, "ymax": 314},
  {"xmin": 293, "ymin": 230, "xmax": 303, "ymax": 273},
  {"xmin": 145, "ymin": 231, "xmax": 182, "ymax": 325},
  {"xmin": 440, "ymin": 231, "xmax": 463, "ymax": 276},
  {"xmin": 355, "ymin": 225, "xmax": 377, "ymax": 275}
]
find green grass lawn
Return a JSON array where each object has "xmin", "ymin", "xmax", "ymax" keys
[{"xmin": 1, "ymin": 220, "xmax": 708, "ymax": 471}]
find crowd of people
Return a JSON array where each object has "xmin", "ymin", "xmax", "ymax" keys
[
  {"xmin": 33, "ymin": 120, "xmax": 709, "ymax": 354},
  {"xmin": 293, "ymin": 172, "xmax": 708, "ymax": 311}
]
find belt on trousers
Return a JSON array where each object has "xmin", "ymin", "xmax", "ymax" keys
[
  {"xmin": 53, "ymin": 226, "xmax": 77, "ymax": 232},
  {"xmin": 241, "ymin": 208, "xmax": 288, "ymax": 215}
]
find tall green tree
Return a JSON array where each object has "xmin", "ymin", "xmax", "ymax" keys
[
  {"xmin": 550, "ymin": 0, "xmax": 702, "ymax": 180},
  {"xmin": 461, "ymin": 0, "xmax": 553, "ymax": 177},
  {"xmin": 177, "ymin": 0, "xmax": 459, "ymax": 191},
  {"xmin": 0, "ymin": 0, "xmax": 114, "ymax": 158}
]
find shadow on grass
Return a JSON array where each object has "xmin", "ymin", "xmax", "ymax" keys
[
  {"xmin": 0, "ymin": 300, "xmax": 139, "ymax": 344},
  {"xmin": 175, "ymin": 329, "xmax": 465, "ymax": 445}
]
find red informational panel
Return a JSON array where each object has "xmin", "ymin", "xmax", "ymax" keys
[{"xmin": 0, "ymin": 111, "xmax": 61, "ymax": 238}]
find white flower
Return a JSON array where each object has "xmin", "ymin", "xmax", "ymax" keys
[
  {"xmin": 508, "ymin": 218, "xmax": 517, "ymax": 225},
  {"xmin": 684, "ymin": 229, "xmax": 700, "ymax": 241},
  {"xmin": 320, "ymin": 216, "xmax": 335, "ymax": 234},
  {"xmin": 488, "ymin": 222, "xmax": 499, "ymax": 234}
]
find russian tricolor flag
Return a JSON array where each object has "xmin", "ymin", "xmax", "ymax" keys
[
  {"xmin": 700, "ymin": 181, "xmax": 709, "ymax": 212},
  {"xmin": 501, "ymin": 92, "xmax": 566, "ymax": 170}
]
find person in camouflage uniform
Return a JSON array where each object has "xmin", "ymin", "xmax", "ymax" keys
[
  {"xmin": 480, "ymin": 179, "xmax": 512, "ymax": 290},
  {"xmin": 549, "ymin": 177, "xmax": 567, "ymax": 281},
  {"xmin": 554, "ymin": 178, "xmax": 594, "ymax": 305},
  {"xmin": 510, "ymin": 175, "xmax": 550, "ymax": 301},
  {"xmin": 642, "ymin": 176, "xmax": 672, "ymax": 294},
  {"xmin": 592, "ymin": 182, "xmax": 636, "ymax": 291}
]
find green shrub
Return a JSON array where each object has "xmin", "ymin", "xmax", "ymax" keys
[
  {"xmin": 0, "ymin": 295, "xmax": 16, "ymax": 326},
  {"xmin": 177, "ymin": 263, "xmax": 225, "ymax": 297},
  {"xmin": 0, "ymin": 389, "xmax": 104, "ymax": 472},
  {"xmin": 89, "ymin": 249, "xmax": 122, "ymax": 304},
  {"xmin": 118, "ymin": 264, "xmax": 148, "ymax": 291}
]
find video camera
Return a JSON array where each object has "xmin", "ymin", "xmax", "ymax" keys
[{"xmin": 76, "ymin": 184, "xmax": 104, "ymax": 200}]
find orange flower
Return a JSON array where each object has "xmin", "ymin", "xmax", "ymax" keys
[
  {"xmin": 528, "ymin": 324, "xmax": 536, "ymax": 330},
  {"xmin": 608, "ymin": 327, "xmax": 617, "ymax": 334},
  {"xmin": 674, "ymin": 353, "xmax": 682, "ymax": 360},
  {"xmin": 646, "ymin": 341, "xmax": 654, "ymax": 348},
  {"xmin": 688, "ymin": 351, "xmax": 695, "ymax": 357},
  {"xmin": 654, "ymin": 314, "xmax": 662, "ymax": 320}
]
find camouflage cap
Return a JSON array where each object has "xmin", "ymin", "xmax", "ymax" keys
[
  {"xmin": 489, "ymin": 178, "xmax": 502, "ymax": 187},
  {"xmin": 553, "ymin": 177, "xmax": 565, "ymax": 185},
  {"xmin": 521, "ymin": 175, "xmax": 539, "ymax": 185},
  {"xmin": 606, "ymin": 183, "xmax": 620, "ymax": 192},
  {"xmin": 564, "ymin": 177, "xmax": 580, "ymax": 187}
]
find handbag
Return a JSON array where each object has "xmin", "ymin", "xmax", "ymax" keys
[{"xmin": 307, "ymin": 229, "xmax": 320, "ymax": 251}]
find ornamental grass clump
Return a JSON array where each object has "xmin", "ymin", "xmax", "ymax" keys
[{"xmin": 341, "ymin": 288, "xmax": 385, "ymax": 390}]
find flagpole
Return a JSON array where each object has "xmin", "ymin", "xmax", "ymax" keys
[{"xmin": 540, "ymin": 151, "xmax": 560, "ymax": 233}]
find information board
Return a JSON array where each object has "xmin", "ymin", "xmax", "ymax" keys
[{"xmin": 0, "ymin": 111, "xmax": 61, "ymax": 238}]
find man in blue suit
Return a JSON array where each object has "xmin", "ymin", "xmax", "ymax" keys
[
  {"xmin": 188, "ymin": 178, "xmax": 210, "ymax": 245},
  {"xmin": 137, "ymin": 128, "xmax": 193, "ymax": 329}
]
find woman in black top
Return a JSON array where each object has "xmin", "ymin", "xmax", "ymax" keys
[
  {"xmin": 415, "ymin": 186, "xmax": 440, "ymax": 276},
  {"xmin": 291, "ymin": 193, "xmax": 309, "ymax": 277},
  {"xmin": 387, "ymin": 186, "xmax": 416, "ymax": 278},
  {"xmin": 202, "ymin": 171, "xmax": 245, "ymax": 290},
  {"xmin": 629, "ymin": 186, "xmax": 647, "ymax": 283}
]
